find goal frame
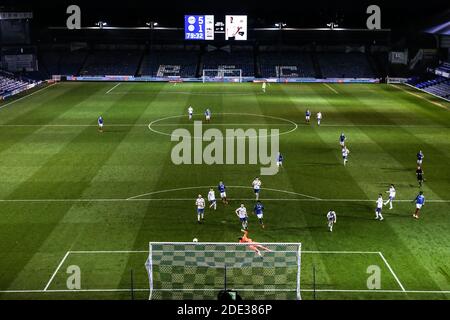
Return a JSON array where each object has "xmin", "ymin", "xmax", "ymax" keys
[
  {"xmin": 202, "ymin": 69, "xmax": 243, "ymax": 83},
  {"xmin": 146, "ymin": 241, "xmax": 302, "ymax": 300}
]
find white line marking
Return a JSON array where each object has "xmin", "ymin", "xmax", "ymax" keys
[
  {"xmin": 0, "ymin": 83, "xmax": 56, "ymax": 110},
  {"xmin": 127, "ymin": 185, "xmax": 320, "ymax": 200},
  {"xmin": 0, "ymin": 198, "xmax": 449, "ymax": 203},
  {"xmin": 0, "ymin": 288, "xmax": 449, "ymax": 294},
  {"xmin": 323, "ymin": 83, "xmax": 339, "ymax": 94},
  {"xmin": 43, "ymin": 251, "xmax": 71, "ymax": 291},
  {"xmin": 105, "ymin": 83, "xmax": 121, "ymax": 94},
  {"xmin": 1, "ymin": 250, "xmax": 448, "ymax": 295},
  {"xmin": 1, "ymin": 123, "xmax": 448, "ymax": 129},
  {"xmin": 148, "ymin": 113, "xmax": 298, "ymax": 139},
  {"xmin": 391, "ymin": 84, "xmax": 448, "ymax": 110},
  {"xmin": 378, "ymin": 252, "xmax": 406, "ymax": 292}
]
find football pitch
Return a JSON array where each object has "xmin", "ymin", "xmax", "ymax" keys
[{"xmin": 0, "ymin": 81, "xmax": 449, "ymax": 300}]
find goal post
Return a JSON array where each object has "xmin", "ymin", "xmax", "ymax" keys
[
  {"xmin": 202, "ymin": 69, "xmax": 243, "ymax": 83},
  {"xmin": 145, "ymin": 242, "xmax": 302, "ymax": 300}
]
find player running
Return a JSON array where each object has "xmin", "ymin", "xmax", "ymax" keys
[
  {"xmin": 412, "ymin": 191, "xmax": 425, "ymax": 219},
  {"xmin": 339, "ymin": 133, "xmax": 346, "ymax": 147},
  {"xmin": 375, "ymin": 194, "xmax": 384, "ymax": 221},
  {"xmin": 342, "ymin": 146, "xmax": 350, "ymax": 166},
  {"xmin": 218, "ymin": 181, "xmax": 228, "ymax": 204},
  {"xmin": 196, "ymin": 194, "xmax": 205, "ymax": 224},
  {"xmin": 262, "ymin": 81, "xmax": 266, "ymax": 93},
  {"xmin": 252, "ymin": 177, "xmax": 262, "ymax": 200},
  {"xmin": 316, "ymin": 111, "xmax": 322, "ymax": 126},
  {"xmin": 238, "ymin": 229, "xmax": 271, "ymax": 257},
  {"xmin": 207, "ymin": 188, "xmax": 217, "ymax": 210},
  {"xmin": 384, "ymin": 184, "xmax": 396, "ymax": 209},
  {"xmin": 305, "ymin": 109, "xmax": 311, "ymax": 124},
  {"xmin": 205, "ymin": 108, "xmax": 211, "ymax": 123},
  {"xmin": 417, "ymin": 150, "xmax": 424, "ymax": 166},
  {"xmin": 416, "ymin": 166, "xmax": 424, "ymax": 188},
  {"xmin": 326, "ymin": 210, "xmax": 337, "ymax": 232},
  {"xmin": 188, "ymin": 106, "xmax": 194, "ymax": 120},
  {"xmin": 253, "ymin": 201, "xmax": 265, "ymax": 229},
  {"xmin": 235, "ymin": 203, "xmax": 248, "ymax": 230},
  {"xmin": 276, "ymin": 152, "xmax": 284, "ymax": 168},
  {"xmin": 98, "ymin": 116, "xmax": 104, "ymax": 132}
]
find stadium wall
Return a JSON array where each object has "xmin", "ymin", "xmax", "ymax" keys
[{"xmin": 63, "ymin": 75, "xmax": 381, "ymax": 83}]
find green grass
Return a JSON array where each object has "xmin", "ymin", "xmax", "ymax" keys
[{"xmin": 0, "ymin": 81, "xmax": 449, "ymax": 300}]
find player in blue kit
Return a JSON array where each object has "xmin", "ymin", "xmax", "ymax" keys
[
  {"xmin": 412, "ymin": 191, "xmax": 425, "ymax": 219},
  {"xmin": 205, "ymin": 108, "xmax": 211, "ymax": 123},
  {"xmin": 305, "ymin": 109, "xmax": 311, "ymax": 124},
  {"xmin": 327, "ymin": 210, "xmax": 337, "ymax": 232},
  {"xmin": 218, "ymin": 181, "xmax": 228, "ymax": 204},
  {"xmin": 417, "ymin": 150, "xmax": 424, "ymax": 166},
  {"xmin": 253, "ymin": 201, "xmax": 265, "ymax": 229},
  {"xmin": 98, "ymin": 116, "xmax": 104, "ymax": 132},
  {"xmin": 339, "ymin": 133, "xmax": 346, "ymax": 147},
  {"xmin": 276, "ymin": 152, "xmax": 284, "ymax": 168}
]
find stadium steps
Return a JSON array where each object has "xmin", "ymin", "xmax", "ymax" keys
[
  {"xmin": 367, "ymin": 53, "xmax": 381, "ymax": 78},
  {"xmin": 196, "ymin": 51, "xmax": 203, "ymax": 78},
  {"xmin": 311, "ymin": 53, "xmax": 323, "ymax": 78},
  {"xmin": 135, "ymin": 49, "xmax": 146, "ymax": 77},
  {"xmin": 76, "ymin": 51, "xmax": 91, "ymax": 76}
]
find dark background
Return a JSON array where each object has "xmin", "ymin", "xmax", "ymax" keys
[{"xmin": 1, "ymin": 0, "xmax": 448, "ymax": 31}]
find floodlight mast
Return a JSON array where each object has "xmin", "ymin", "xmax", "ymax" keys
[{"xmin": 274, "ymin": 22, "xmax": 287, "ymax": 80}]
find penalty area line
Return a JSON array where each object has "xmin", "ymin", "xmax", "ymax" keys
[
  {"xmin": 105, "ymin": 83, "xmax": 121, "ymax": 94},
  {"xmin": 43, "ymin": 251, "xmax": 71, "ymax": 291},
  {"xmin": 323, "ymin": 83, "xmax": 339, "ymax": 94},
  {"xmin": 378, "ymin": 252, "xmax": 406, "ymax": 292}
]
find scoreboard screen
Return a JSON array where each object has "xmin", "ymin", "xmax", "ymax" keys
[{"xmin": 184, "ymin": 15, "xmax": 214, "ymax": 40}]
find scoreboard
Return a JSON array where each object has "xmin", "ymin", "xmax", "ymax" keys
[
  {"xmin": 184, "ymin": 15, "xmax": 248, "ymax": 41},
  {"xmin": 184, "ymin": 15, "xmax": 214, "ymax": 40}
]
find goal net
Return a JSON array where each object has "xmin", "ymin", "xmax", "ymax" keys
[
  {"xmin": 145, "ymin": 242, "xmax": 302, "ymax": 300},
  {"xmin": 202, "ymin": 68, "xmax": 243, "ymax": 83}
]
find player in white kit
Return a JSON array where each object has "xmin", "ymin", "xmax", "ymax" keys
[
  {"xmin": 375, "ymin": 194, "xmax": 384, "ymax": 221},
  {"xmin": 252, "ymin": 177, "xmax": 262, "ymax": 200},
  {"xmin": 316, "ymin": 112, "xmax": 322, "ymax": 126},
  {"xmin": 235, "ymin": 204, "xmax": 248, "ymax": 230},
  {"xmin": 384, "ymin": 184, "xmax": 396, "ymax": 210},
  {"xmin": 207, "ymin": 188, "xmax": 217, "ymax": 210},
  {"xmin": 196, "ymin": 194, "xmax": 205, "ymax": 224},
  {"xmin": 342, "ymin": 146, "xmax": 350, "ymax": 166},
  {"xmin": 188, "ymin": 106, "xmax": 194, "ymax": 120},
  {"xmin": 326, "ymin": 210, "xmax": 337, "ymax": 232}
]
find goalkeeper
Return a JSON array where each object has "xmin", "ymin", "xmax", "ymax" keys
[{"xmin": 238, "ymin": 229, "xmax": 271, "ymax": 257}]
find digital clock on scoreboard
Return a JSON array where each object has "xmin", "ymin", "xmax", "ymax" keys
[{"xmin": 184, "ymin": 15, "xmax": 214, "ymax": 40}]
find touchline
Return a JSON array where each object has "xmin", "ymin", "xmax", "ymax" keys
[{"xmin": 170, "ymin": 121, "xmax": 280, "ymax": 175}]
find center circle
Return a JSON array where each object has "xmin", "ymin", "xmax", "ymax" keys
[{"xmin": 147, "ymin": 113, "xmax": 298, "ymax": 139}]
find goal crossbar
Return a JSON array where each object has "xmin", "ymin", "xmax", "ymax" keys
[{"xmin": 202, "ymin": 69, "xmax": 243, "ymax": 83}]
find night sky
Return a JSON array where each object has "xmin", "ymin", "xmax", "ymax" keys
[{"xmin": 1, "ymin": 0, "xmax": 448, "ymax": 32}]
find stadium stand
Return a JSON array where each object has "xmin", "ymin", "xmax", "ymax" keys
[
  {"xmin": 140, "ymin": 50, "xmax": 199, "ymax": 77},
  {"xmin": 258, "ymin": 52, "xmax": 316, "ymax": 78},
  {"xmin": 0, "ymin": 72, "xmax": 33, "ymax": 97},
  {"xmin": 80, "ymin": 50, "xmax": 141, "ymax": 75},
  {"xmin": 318, "ymin": 52, "xmax": 375, "ymax": 78},
  {"xmin": 410, "ymin": 76, "xmax": 450, "ymax": 100},
  {"xmin": 202, "ymin": 49, "xmax": 254, "ymax": 76}
]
